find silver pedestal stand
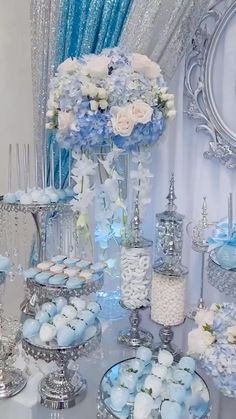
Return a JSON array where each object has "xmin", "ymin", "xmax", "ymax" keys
[
  {"xmin": 0, "ymin": 200, "xmax": 72, "ymax": 315},
  {"xmin": 24, "ymin": 272, "xmax": 104, "ymax": 317},
  {"xmin": 117, "ymin": 304, "xmax": 153, "ymax": 348},
  {"xmin": 152, "ymin": 321, "xmax": 184, "ymax": 362},
  {"xmin": 22, "ymin": 319, "xmax": 101, "ymax": 409}
]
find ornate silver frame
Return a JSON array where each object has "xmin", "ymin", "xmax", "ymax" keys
[{"xmin": 185, "ymin": 1, "xmax": 236, "ymax": 168}]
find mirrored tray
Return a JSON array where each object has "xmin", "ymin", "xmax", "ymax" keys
[
  {"xmin": 24, "ymin": 272, "xmax": 104, "ymax": 316},
  {"xmin": 98, "ymin": 358, "xmax": 210, "ymax": 419},
  {"xmin": 22, "ymin": 318, "xmax": 101, "ymax": 409}
]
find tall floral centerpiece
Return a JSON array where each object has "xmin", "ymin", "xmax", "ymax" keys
[{"xmin": 46, "ymin": 48, "xmax": 175, "ymax": 257}]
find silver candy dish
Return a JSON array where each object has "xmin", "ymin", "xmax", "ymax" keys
[
  {"xmin": 97, "ymin": 358, "xmax": 211, "ymax": 419},
  {"xmin": 23, "ymin": 272, "xmax": 104, "ymax": 316},
  {"xmin": 22, "ymin": 318, "xmax": 101, "ymax": 409}
]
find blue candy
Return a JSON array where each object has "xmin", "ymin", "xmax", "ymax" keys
[
  {"xmin": 169, "ymin": 382, "xmax": 187, "ymax": 404},
  {"xmin": 23, "ymin": 319, "xmax": 40, "ymax": 339},
  {"xmin": 53, "ymin": 296, "xmax": 67, "ymax": 313},
  {"xmin": 173, "ymin": 369, "xmax": 193, "ymax": 389},
  {"xmin": 87, "ymin": 301, "xmax": 101, "ymax": 315},
  {"xmin": 35, "ymin": 310, "xmax": 50, "ymax": 324},
  {"xmin": 57, "ymin": 325, "xmax": 75, "ymax": 347},
  {"xmin": 69, "ymin": 319, "xmax": 86, "ymax": 340},
  {"xmin": 78, "ymin": 309, "xmax": 95, "ymax": 326},
  {"xmin": 41, "ymin": 302, "xmax": 57, "ymax": 317},
  {"xmin": 51, "ymin": 255, "xmax": 67, "ymax": 264},
  {"xmin": 64, "ymin": 258, "xmax": 80, "ymax": 267}
]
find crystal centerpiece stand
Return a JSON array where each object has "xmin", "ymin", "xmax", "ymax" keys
[
  {"xmin": 22, "ymin": 319, "xmax": 101, "ymax": 409},
  {"xmin": 0, "ymin": 316, "xmax": 27, "ymax": 398}
]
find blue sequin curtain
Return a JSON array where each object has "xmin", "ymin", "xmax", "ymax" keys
[{"xmin": 50, "ymin": 0, "xmax": 133, "ymax": 186}]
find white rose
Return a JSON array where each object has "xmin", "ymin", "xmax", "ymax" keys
[
  {"xmin": 87, "ymin": 83, "xmax": 98, "ymax": 98},
  {"xmin": 57, "ymin": 58, "xmax": 80, "ymax": 75},
  {"xmin": 90, "ymin": 100, "xmax": 98, "ymax": 112},
  {"xmin": 166, "ymin": 100, "xmax": 175, "ymax": 110},
  {"xmin": 166, "ymin": 109, "xmax": 177, "ymax": 120},
  {"xmin": 58, "ymin": 111, "xmax": 74, "ymax": 131},
  {"xmin": 99, "ymin": 99, "xmax": 108, "ymax": 110},
  {"xmin": 188, "ymin": 328, "xmax": 215, "ymax": 356},
  {"xmin": 110, "ymin": 105, "xmax": 134, "ymax": 137},
  {"xmin": 84, "ymin": 55, "xmax": 110, "ymax": 79},
  {"xmin": 98, "ymin": 88, "xmax": 108, "ymax": 99},
  {"xmin": 46, "ymin": 110, "xmax": 54, "ymax": 118},
  {"xmin": 47, "ymin": 95, "xmax": 57, "ymax": 110},
  {"xmin": 132, "ymin": 53, "xmax": 161, "ymax": 78},
  {"xmin": 226, "ymin": 325, "xmax": 236, "ymax": 344},
  {"xmin": 195, "ymin": 309, "xmax": 214, "ymax": 327},
  {"xmin": 131, "ymin": 100, "xmax": 153, "ymax": 124}
]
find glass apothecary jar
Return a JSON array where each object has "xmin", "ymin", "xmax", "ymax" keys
[
  {"xmin": 121, "ymin": 236, "xmax": 153, "ymax": 310},
  {"xmin": 151, "ymin": 263, "xmax": 188, "ymax": 326}
]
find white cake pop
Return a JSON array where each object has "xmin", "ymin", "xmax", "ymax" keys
[{"xmin": 20, "ymin": 193, "xmax": 33, "ymax": 205}]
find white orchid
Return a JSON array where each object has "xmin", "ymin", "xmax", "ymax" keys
[{"xmin": 72, "ymin": 152, "xmax": 97, "ymax": 177}]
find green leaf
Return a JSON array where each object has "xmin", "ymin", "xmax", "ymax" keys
[{"xmin": 203, "ymin": 323, "xmax": 213, "ymax": 334}]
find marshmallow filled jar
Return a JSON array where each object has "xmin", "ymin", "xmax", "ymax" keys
[
  {"xmin": 151, "ymin": 265, "xmax": 188, "ymax": 326},
  {"xmin": 121, "ymin": 238, "xmax": 153, "ymax": 310}
]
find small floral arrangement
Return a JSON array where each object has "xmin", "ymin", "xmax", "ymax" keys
[
  {"xmin": 46, "ymin": 48, "xmax": 175, "ymax": 151},
  {"xmin": 188, "ymin": 303, "xmax": 236, "ymax": 397}
]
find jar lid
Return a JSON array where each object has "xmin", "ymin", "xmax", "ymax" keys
[
  {"xmin": 153, "ymin": 262, "xmax": 188, "ymax": 277},
  {"xmin": 122, "ymin": 236, "xmax": 153, "ymax": 249}
]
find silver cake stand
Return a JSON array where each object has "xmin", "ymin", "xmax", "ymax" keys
[
  {"xmin": 97, "ymin": 358, "xmax": 211, "ymax": 419},
  {"xmin": 0, "ymin": 200, "xmax": 72, "ymax": 262},
  {"xmin": 22, "ymin": 319, "xmax": 101, "ymax": 409},
  {"xmin": 117, "ymin": 303, "xmax": 153, "ymax": 348},
  {"xmin": 22, "ymin": 273, "xmax": 104, "ymax": 316}
]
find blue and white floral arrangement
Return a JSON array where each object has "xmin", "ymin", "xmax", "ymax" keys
[
  {"xmin": 188, "ymin": 303, "xmax": 236, "ymax": 398},
  {"xmin": 46, "ymin": 48, "xmax": 175, "ymax": 150},
  {"xmin": 46, "ymin": 48, "xmax": 175, "ymax": 253}
]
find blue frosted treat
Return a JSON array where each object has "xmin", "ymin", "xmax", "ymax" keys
[
  {"xmin": 69, "ymin": 319, "xmax": 86, "ymax": 340},
  {"xmin": 161, "ymin": 400, "xmax": 182, "ymax": 419},
  {"xmin": 49, "ymin": 274, "xmax": 67, "ymax": 286},
  {"xmin": 178, "ymin": 356, "xmax": 196, "ymax": 374},
  {"xmin": 57, "ymin": 325, "xmax": 75, "ymax": 347},
  {"xmin": 53, "ymin": 296, "xmax": 67, "ymax": 313},
  {"xmin": 168, "ymin": 382, "xmax": 187, "ymax": 404},
  {"xmin": 51, "ymin": 255, "xmax": 67, "ymax": 264},
  {"xmin": 78, "ymin": 309, "xmax": 95, "ymax": 326},
  {"xmin": 173, "ymin": 369, "xmax": 193, "ymax": 389},
  {"xmin": 23, "ymin": 319, "xmax": 40, "ymax": 339},
  {"xmin": 41, "ymin": 302, "xmax": 57, "ymax": 317},
  {"xmin": 90, "ymin": 262, "xmax": 107, "ymax": 273},
  {"xmin": 35, "ymin": 271, "xmax": 52, "ymax": 285},
  {"xmin": 87, "ymin": 301, "xmax": 101, "ymax": 315},
  {"xmin": 66, "ymin": 277, "xmax": 84, "ymax": 289},
  {"xmin": 23, "ymin": 268, "xmax": 39, "ymax": 279},
  {"xmin": 64, "ymin": 257, "xmax": 80, "ymax": 267},
  {"xmin": 35, "ymin": 310, "xmax": 50, "ymax": 324},
  {"xmin": 76, "ymin": 260, "xmax": 91, "ymax": 270}
]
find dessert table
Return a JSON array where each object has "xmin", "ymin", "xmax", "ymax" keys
[{"xmin": 1, "ymin": 277, "xmax": 236, "ymax": 419}]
